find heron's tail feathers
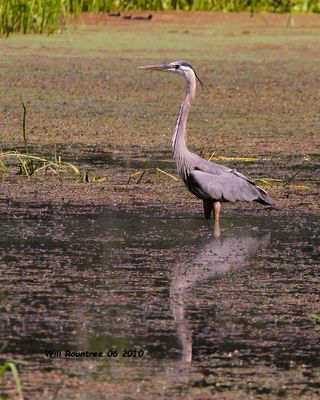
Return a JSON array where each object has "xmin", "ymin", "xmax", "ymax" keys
[{"xmin": 255, "ymin": 186, "xmax": 273, "ymax": 205}]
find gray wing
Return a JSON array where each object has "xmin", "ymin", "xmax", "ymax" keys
[
  {"xmin": 191, "ymin": 154, "xmax": 232, "ymax": 175},
  {"xmin": 189, "ymin": 169, "xmax": 272, "ymax": 204},
  {"xmin": 191, "ymin": 154, "xmax": 253, "ymax": 182}
]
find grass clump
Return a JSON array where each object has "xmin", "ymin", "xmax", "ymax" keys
[{"xmin": 0, "ymin": 99, "xmax": 81, "ymax": 179}]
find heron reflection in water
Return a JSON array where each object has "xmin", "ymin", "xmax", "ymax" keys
[
  {"xmin": 139, "ymin": 61, "xmax": 272, "ymax": 223},
  {"xmin": 170, "ymin": 227, "xmax": 270, "ymax": 363}
]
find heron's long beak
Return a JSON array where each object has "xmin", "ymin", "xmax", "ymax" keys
[{"xmin": 138, "ymin": 63, "xmax": 171, "ymax": 71}]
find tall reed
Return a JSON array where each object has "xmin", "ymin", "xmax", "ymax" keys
[{"xmin": 0, "ymin": 0, "xmax": 66, "ymax": 36}]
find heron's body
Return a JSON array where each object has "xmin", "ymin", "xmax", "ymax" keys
[{"xmin": 140, "ymin": 60, "xmax": 272, "ymax": 220}]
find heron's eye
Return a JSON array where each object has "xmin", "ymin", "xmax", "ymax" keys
[{"xmin": 175, "ymin": 65, "xmax": 180, "ymax": 70}]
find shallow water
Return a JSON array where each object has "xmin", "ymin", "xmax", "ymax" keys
[{"xmin": 0, "ymin": 208, "xmax": 319, "ymax": 398}]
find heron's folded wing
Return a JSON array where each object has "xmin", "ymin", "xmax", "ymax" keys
[
  {"xmin": 189, "ymin": 170, "xmax": 265, "ymax": 203},
  {"xmin": 195, "ymin": 158, "xmax": 253, "ymax": 183},
  {"xmin": 194, "ymin": 157, "xmax": 231, "ymax": 175}
]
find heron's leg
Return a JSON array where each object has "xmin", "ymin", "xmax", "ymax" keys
[
  {"xmin": 213, "ymin": 201, "xmax": 221, "ymax": 221},
  {"xmin": 213, "ymin": 202, "xmax": 221, "ymax": 238},
  {"xmin": 213, "ymin": 219, "xmax": 221, "ymax": 239}
]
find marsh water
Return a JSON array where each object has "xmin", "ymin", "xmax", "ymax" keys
[{"xmin": 0, "ymin": 203, "xmax": 319, "ymax": 398}]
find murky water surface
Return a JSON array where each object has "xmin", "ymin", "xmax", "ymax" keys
[{"xmin": 0, "ymin": 207, "xmax": 319, "ymax": 398}]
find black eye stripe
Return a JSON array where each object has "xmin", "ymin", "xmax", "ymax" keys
[{"xmin": 175, "ymin": 65, "xmax": 180, "ymax": 69}]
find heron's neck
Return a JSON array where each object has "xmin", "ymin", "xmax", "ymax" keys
[{"xmin": 172, "ymin": 74, "xmax": 196, "ymax": 174}]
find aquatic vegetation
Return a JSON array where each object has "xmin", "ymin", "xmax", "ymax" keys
[
  {"xmin": 309, "ymin": 314, "xmax": 320, "ymax": 331},
  {"xmin": 128, "ymin": 167, "xmax": 179, "ymax": 183},
  {"xmin": 1, "ymin": 151, "xmax": 81, "ymax": 178},
  {"xmin": 0, "ymin": 100, "xmax": 81, "ymax": 179},
  {"xmin": 283, "ymin": 160, "xmax": 310, "ymax": 187},
  {"xmin": 0, "ymin": 342, "xmax": 26, "ymax": 400},
  {"xmin": 309, "ymin": 313, "xmax": 320, "ymax": 321}
]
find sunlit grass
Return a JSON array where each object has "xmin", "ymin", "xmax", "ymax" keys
[
  {"xmin": 0, "ymin": 151, "xmax": 81, "ymax": 177},
  {"xmin": 0, "ymin": 0, "xmax": 66, "ymax": 36}
]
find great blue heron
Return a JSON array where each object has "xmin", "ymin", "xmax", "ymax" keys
[{"xmin": 139, "ymin": 60, "xmax": 272, "ymax": 221}]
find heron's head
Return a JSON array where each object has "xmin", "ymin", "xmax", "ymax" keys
[{"xmin": 139, "ymin": 60, "xmax": 206, "ymax": 90}]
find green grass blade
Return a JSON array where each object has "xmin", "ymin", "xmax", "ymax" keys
[
  {"xmin": 8, "ymin": 362, "xmax": 24, "ymax": 399},
  {"xmin": 63, "ymin": 162, "xmax": 81, "ymax": 176},
  {"xmin": 309, "ymin": 313, "xmax": 320, "ymax": 321},
  {"xmin": 155, "ymin": 168, "xmax": 179, "ymax": 181},
  {"xmin": 15, "ymin": 153, "xmax": 30, "ymax": 177}
]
